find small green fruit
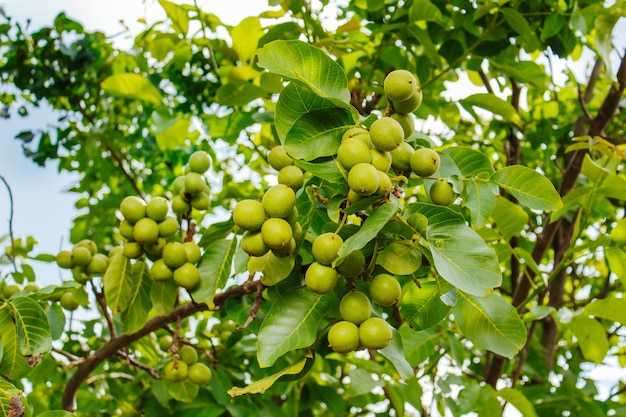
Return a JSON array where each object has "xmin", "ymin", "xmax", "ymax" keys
[
  {"xmin": 184, "ymin": 172, "xmax": 206, "ymax": 196},
  {"xmin": 336, "ymin": 250, "xmax": 365, "ymax": 278},
  {"xmin": 241, "ymin": 230, "xmax": 270, "ymax": 257},
  {"xmin": 261, "ymin": 218, "xmax": 293, "ymax": 249},
  {"xmin": 163, "ymin": 361, "xmax": 188, "ymax": 383},
  {"xmin": 24, "ymin": 282, "xmax": 40, "ymax": 292},
  {"xmin": 179, "ymin": 345, "xmax": 198, "ymax": 365},
  {"xmin": 133, "ymin": 217, "xmax": 160, "ymax": 245},
  {"xmin": 123, "ymin": 241, "xmax": 144, "ymax": 259},
  {"xmin": 162, "ymin": 242, "xmax": 187, "ymax": 269},
  {"xmin": 340, "ymin": 291, "xmax": 371, "ymax": 325},
  {"xmin": 262, "ymin": 184, "xmax": 296, "ymax": 218},
  {"xmin": 76, "ymin": 239, "xmax": 97, "ymax": 256},
  {"xmin": 359, "ymin": 317, "xmax": 392, "ymax": 350},
  {"xmin": 370, "ymin": 273, "xmax": 401, "ymax": 306},
  {"xmin": 158, "ymin": 334, "xmax": 173, "ymax": 351},
  {"xmin": 56, "ymin": 250, "xmax": 74, "ymax": 269},
  {"xmin": 86, "ymin": 254, "xmax": 109, "ymax": 276},
  {"xmin": 233, "ymin": 200, "xmax": 266, "ymax": 231},
  {"xmin": 173, "ymin": 262, "xmax": 201, "ymax": 290},
  {"xmin": 369, "ymin": 117, "xmax": 404, "ymax": 152},
  {"xmin": 158, "ymin": 216, "xmax": 179, "ymax": 238},
  {"xmin": 278, "ymin": 165, "xmax": 305, "ymax": 190},
  {"xmin": 430, "ymin": 179, "xmax": 456, "ymax": 206},
  {"xmin": 191, "ymin": 192, "xmax": 211, "ymax": 211},
  {"xmin": 71, "ymin": 246, "xmax": 92, "ymax": 267},
  {"xmin": 410, "ymin": 148, "xmax": 440, "ymax": 177},
  {"xmin": 172, "ymin": 176, "xmax": 186, "ymax": 195},
  {"xmin": 370, "ymin": 149, "xmax": 392, "ymax": 172},
  {"xmin": 171, "ymin": 195, "xmax": 190, "ymax": 215},
  {"xmin": 390, "ymin": 141, "xmax": 414, "ymax": 172},
  {"xmin": 150, "ymin": 259, "xmax": 173, "ymax": 282},
  {"xmin": 188, "ymin": 150, "xmax": 211, "ymax": 174},
  {"xmin": 312, "ymin": 233, "xmax": 344, "ymax": 266},
  {"xmin": 328, "ymin": 321, "xmax": 360, "ymax": 353},
  {"xmin": 146, "ymin": 197, "xmax": 169, "ymax": 222},
  {"xmin": 337, "ymin": 137, "xmax": 372, "ymax": 170},
  {"xmin": 119, "ymin": 220, "xmax": 135, "ymax": 241},
  {"xmin": 348, "ymin": 163, "xmax": 380, "ymax": 196},
  {"xmin": 188, "ymin": 362, "xmax": 212, "ymax": 385},
  {"xmin": 143, "ymin": 237, "xmax": 166, "ymax": 257},
  {"xmin": 304, "ymin": 262, "xmax": 338, "ymax": 294},
  {"xmin": 60, "ymin": 291, "xmax": 80, "ymax": 311},
  {"xmin": 120, "ymin": 196, "xmax": 146, "ymax": 224},
  {"xmin": 390, "ymin": 112, "xmax": 415, "ymax": 139},
  {"xmin": 342, "ymin": 127, "xmax": 372, "ymax": 147},
  {"xmin": 384, "ymin": 69, "xmax": 417, "ymax": 102},
  {"xmin": 183, "ymin": 242, "xmax": 202, "ymax": 264},
  {"xmin": 271, "ymin": 238, "xmax": 296, "ymax": 258},
  {"xmin": 3, "ymin": 284, "xmax": 21, "ymax": 299},
  {"xmin": 268, "ymin": 145, "xmax": 293, "ymax": 171},
  {"xmin": 392, "ymin": 88, "xmax": 423, "ymax": 114},
  {"xmin": 376, "ymin": 170, "xmax": 393, "ymax": 196}
]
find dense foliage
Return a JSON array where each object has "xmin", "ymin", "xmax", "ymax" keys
[{"xmin": 1, "ymin": 0, "xmax": 625, "ymax": 416}]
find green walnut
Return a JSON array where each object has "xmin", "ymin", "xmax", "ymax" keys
[
  {"xmin": 410, "ymin": 147, "xmax": 440, "ymax": 178},
  {"xmin": 328, "ymin": 321, "xmax": 360, "ymax": 353},
  {"xmin": 359, "ymin": 317, "xmax": 392, "ymax": 350},
  {"xmin": 312, "ymin": 232, "xmax": 344, "ymax": 266},
  {"xmin": 430, "ymin": 179, "xmax": 456, "ymax": 206},
  {"xmin": 369, "ymin": 117, "xmax": 404, "ymax": 152}
]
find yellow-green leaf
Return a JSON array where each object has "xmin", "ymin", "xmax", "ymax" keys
[
  {"xmin": 101, "ymin": 73, "xmax": 162, "ymax": 105},
  {"xmin": 228, "ymin": 356, "xmax": 308, "ymax": 396}
]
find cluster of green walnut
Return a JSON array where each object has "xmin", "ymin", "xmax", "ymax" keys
[{"xmin": 157, "ymin": 337, "xmax": 212, "ymax": 386}]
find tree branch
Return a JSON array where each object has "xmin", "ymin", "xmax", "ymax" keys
[
  {"xmin": 0, "ymin": 174, "xmax": 17, "ymax": 272},
  {"xmin": 61, "ymin": 278, "xmax": 263, "ymax": 412}
]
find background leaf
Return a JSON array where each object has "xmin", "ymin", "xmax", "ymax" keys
[
  {"xmin": 101, "ymin": 73, "xmax": 162, "ymax": 105},
  {"xmin": 104, "ymin": 254, "xmax": 134, "ymax": 314},
  {"xmin": 459, "ymin": 93, "xmax": 522, "ymax": 127},
  {"xmin": 257, "ymin": 288, "xmax": 334, "ymax": 367},
  {"xmin": 228, "ymin": 356, "xmax": 308, "ymax": 396},
  {"xmin": 248, "ymin": 252, "xmax": 296, "ymax": 286},
  {"xmin": 376, "ymin": 242, "xmax": 422, "ymax": 275},
  {"xmin": 452, "ymin": 291, "xmax": 527, "ymax": 358},
  {"xmin": 570, "ymin": 316, "xmax": 609, "ymax": 364}
]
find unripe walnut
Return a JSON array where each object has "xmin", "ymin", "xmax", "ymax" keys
[
  {"xmin": 384, "ymin": 69, "xmax": 418, "ymax": 102},
  {"xmin": 348, "ymin": 163, "xmax": 380, "ymax": 196},
  {"xmin": 369, "ymin": 117, "xmax": 404, "ymax": 152}
]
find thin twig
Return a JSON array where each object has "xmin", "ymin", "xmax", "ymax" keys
[{"xmin": 0, "ymin": 174, "xmax": 17, "ymax": 271}]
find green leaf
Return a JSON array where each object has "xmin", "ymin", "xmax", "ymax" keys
[
  {"xmin": 154, "ymin": 116, "xmax": 192, "ymax": 151},
  {"xmin": 256, "ymin": 40, "xmax": 351, "ymax": 104},
  {"xmin": 490, "ymin": 166, "xmax": 563, "ymax": 211},
  {"xmin": 491, "ymin": 196, "xmax": 529, "ymax": 240},
  {"xmin": 101, "ymin": 73, "xmax": 162, "ymax": 105},
  {"xmin": 166, "ymin": 378, "xmax": 199, "ymax": 403},
  {"xmin": 570, "ymin": 316, "xmax": 609, "ymax": 364},
  {"xmin": 452, "ymin": 291, "xmax": 527, "ymax": 358},
  {"xmin": 464, "ymin": 179, "xmax": 497, "ymax": 229},
  {"xmin": 399, "ymin": 325, "xmax": 440, "ymax": 366},
  {"xmin": 294, "ymin": 159, "xmax": 344, "ymax": 183},
  {"xmin": 284, "ymin": 107, "xmax": 354, "ymax": 161},
  {"xmin": 606, "ymin": 247, "xmax": 626, "ymax": 287},
  {"xmin": 460, "ymin": 93, "xmax": 522, "ymax": 127},
  {"xmin": 409, "ymin": 0, "xmax": 442, "ymax": 22},
  {"xmin": 500, "ymin": 8, "xmax": 542, "ymax": 52},
  {"xmin": 158, "ymin": 0, "xmax": 189, "ymax": 35},
  {"xmin": 150, "ymin": 280, "xmax": 179, "ymax": 316},
  {"xmin": 498, "ymin": 388, "xmax": 538, "ymax": 417},
  {"xmin": 0, "ymin": 378, "xmax": 29, "ymax": 417},
  {"xmin": 215, "ymin": 82, "xmax": 266, "ymax": 107},
  {"xmin": 104, "ymin": 254, "xmax": 135, "ymax": 314},
  {"xmin": 248, "ymin": 252, "xmax": 295, "ymax": 287},
  {"xmin": 230, "ymin": 16, "xmax": 264, "ymax": 62},
  {"xmin": 275, "ymin": 82, "xmax": 339, "ymax": 143},
  {"xmin": 257, "ymin": 288, "xmax": 335, "ymax": 367},
  {"xmin": 376, "ymin": 242, "xmax": 422, "ymax": 275},
  {"xmin": 228, "ymin": 356, "xmax": 309, "ymax": 396},
  {"xmin": 335, "ymin": 203, "xmax": 399, "ymax": 265},
  {"xmin": 490, "ymin": 59, "xmax": 548, "ymax": 88},
  {"xmin": 193, "ymin": 239, "xmax": 237, "ymax": 308},
  {"xmin": 584, "ymin": 297, "xmax": 626, "ymax": 325},
  {"xmin": 121, "ymin": 261, "xmax": 153, "ymax": 334},
  {"xmin": 204, "ymin": 111, "xmax": 256, "ymax": 144},
  {"xmin": 378, "ymin": 329, "xmax": 414, "ymax": 379},
  {"xmin": 199, "ymin": 219, "xmax": 235, "ymax": 248},
  {"xmin": 442, "ymin": 146, "xmax": 495, "ymax": 177},
  {"xmin": 400, "ymin": 281, "xmax": 450, "ymax": 330},
  {"xmin": 410, "ymin": 203, "xmax": 501, "ymax": 296},
  {"xmin": 36, "ymin": 412, "xmax": 76, "ymax": 417},
  {"xmin": 0, "ymin": 307, "xmax": 31, "ymax": 380},
  {"xmin": 9, "ymin": 296, "xmax": 52, "ymax": 356}
]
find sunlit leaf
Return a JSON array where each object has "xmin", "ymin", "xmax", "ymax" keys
[
  {"xmin": 230, "ymin": 16, "xmax": 264, "ymax": 62},
  {"xmin": 228, "ymin": 356, "xmax": 309, "ymax": 396},
  {"xmin": 257, "ymin": 288, "xmax": 334, "ymax": 367},
  {"xmin": 570, "ymin": 316, "xmax": 609, "ymax": 364},
  {"xmin": 101, "ymin": 73, "xmax": 162, "ymax": 105},
  {"xmin": 0, "ymin": 307, "xmax": 31, "ymax": 380},
  {"xmin": 103, "ymin": 254, "xmax": 134, "ymax": 314},
  {"xmin": 378, "ymin": 329, "xmax": 414, "ymax": 379},
  {"xmin": 452, "ymin": 291, "xmax": 527, "ymax": 358},
  {"xmin": 376, "ymin": 242, "xmax": 422, "ymax": 275},
  {"xmin": 460, "ymin": 93, "xmax": 522, "ymax": 127},
  {"xmin": 194, "ymin": 239, "xmax": 237, "ymax": 307},
  {"xmin": 490, "ymin": 166, "xmax": 563, "ymax": 211},
  {"xmin": 491, "ymin": 196, "xmax": 529, "ymax": 239},
  {"xmin": 9, "ymin": 296, "xmax": 52, "ymax": 356}
]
